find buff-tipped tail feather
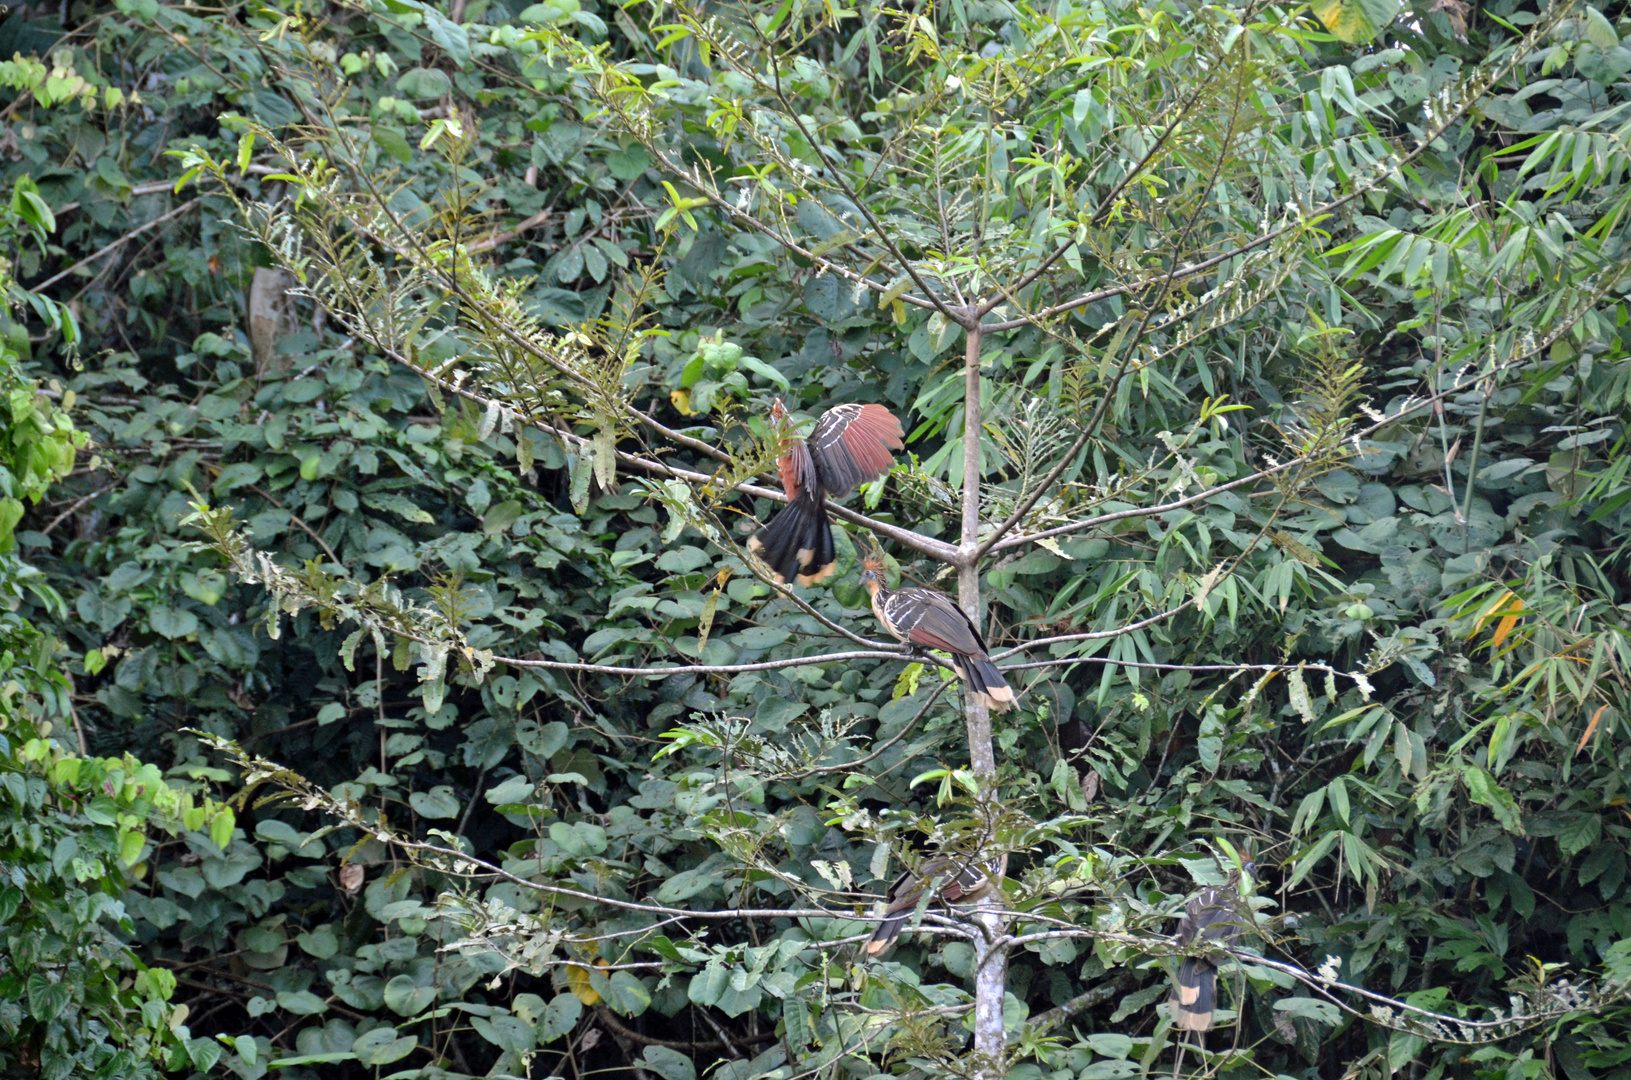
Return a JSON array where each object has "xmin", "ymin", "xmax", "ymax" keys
[
  {"xmin": 864, "ymin": 913, "xmax": 908, "ymax": 957},
  {"xmin": 955, "ymin": 654, "xmax": 1017, "ymax": 713},
  {"xmin": 748, "ymin": 492, "xmax": 835, "ymax": 586},
  {"xmin": 1171, "ymin": 958, "xmax": 1217, "ymax": 1030}
]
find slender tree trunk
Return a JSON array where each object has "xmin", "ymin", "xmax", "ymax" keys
[{"xmin": 957, "ymin": 316, "xmax": 1007, "ymax": 1077}]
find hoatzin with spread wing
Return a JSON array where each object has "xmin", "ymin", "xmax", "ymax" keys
[
  {"xmin": 1170, "ymin": 858, "xmax": 1255, "ymax": 1031},
  {"xmin": 859, "ymin": 555, "xmax": 1017, "ymax": 712},
  {"xmin": 865, "ymin": 851, "xmax": 1008, "ymax": 956},
  {"xmin": 748, "ymin": 400, "xmax": 905, "ymax": 587}
]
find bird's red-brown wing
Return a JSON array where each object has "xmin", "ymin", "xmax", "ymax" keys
[
  {"xmin": 777, "ymin": 441, "xmax": 817, "ymax": 501},
  {"xmin": 883, "ymin": 867, "xmax": 927, "ymax": 914},
  {"xmin": 808, "ymin": 403, "xmax": 905, "ymax": 498},
  {"xmin": 885, "ymin": 589, "xmax": 990, "ymax": 657}
]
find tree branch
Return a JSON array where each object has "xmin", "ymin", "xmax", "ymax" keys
[
  {"xmin": 978, "ymin": 11, "xmax": 1563, "ymax": 334},
  {"xmin": 34, "ymin": 197, "xmax": 202, "ymax": 293},
  {"xmin": 987, "ymin": 288, "xmax": 1613, "ymax": 554},
  {"xmin": 406, "ymin": 355, "xmax": 963, "ymax": 562}
]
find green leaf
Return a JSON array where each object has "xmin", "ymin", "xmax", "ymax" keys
[
  {"xmin": 267, "ymin": 1052, "xmax": 357, "ymax": 1067},
  {"xmin": 472, "ymin": 1012, "xmax": 535, "ymax": 1052},
  {"xmin": 737, "ymin": 354, "xmax": 790, "ymax": 391},
  {"xmin": 353, "ymin": 1028, "xmax": 417, "ymax": 1066},
  {"xmin": 373, "ymin": 124, "xmax": 414, "ymax": 163},
  {"xmin": 1086, "ymin": 1033, "xmax": 1134, "ymax": 1059},
  {"xmin": 232, "ymin": 1035, "xmax": 260, "ymax": 1066},
  {"xmin": 1585, "ymin": 6, "xmax": 1620, "ymax": 49},
  {"xmin": 275, "ymin": 990, "xmax": 329, "ymax": 1015},
  {"xmin": 297, "ymin": 924, "xmax": 339, "ymax": 960},
  {"xmin": 602, "ymin": 969, "xmax": 652, "ymax": 1016},
  {"xmin": 1463, "ymin": 765, "xmax": 1525, "ymax": 835},
  {"xmin": 485, "ymin": 774, "xmax": 535, "ymax": 806},
  {"xmin": 395, "ymin": 67, "xmax": 452, "ymax": 98},
  {"xmin": 188, "ymin": 1037, "xmax": 224, "ymax": 1072},
  {"xmin": 210, "ymin": 809, "xmax": 235, "ymax": 852},
  {"xmin": 482, "ymin": 499, "xmax": 525, "ymax": 535},
  {"xmin": 536, "ymin": 992, "xmax": 582, "ymax": 1043},
  {"xmin": 149, "ymin": 605, "xmax": 199, "ymax": 639},
  {"xmin": 363, "ymin": 492, "xmax": 435, "ymax": 524},
  {"xmin": 1274, "ymin": 997, "xmax": 1340, "ymax": 1025},
  {"xmin": 606, "ymin": 144, "xmax": 651, "ymax": 180},
  {"xmin": 383, "ymin": 975, "xmax": 437, "ymax": 1017},
  {"xmin": 1310, "ymin": 0, "xmax": 1400, "ymax": 41},
  {"xmin": 1556, "ymin": 811, "xmax": 1602, "ymax": 858},
  {"xmin": 118, "ymin": 828, "xmax": 145, "ymax": 866},
  {"xmin": 409, "ymin": 785, "xmax": 460, "ymax": 819},
  {"xmin": 641, "ymin": 1046, "xmax": 697, "ymax": 1080}
]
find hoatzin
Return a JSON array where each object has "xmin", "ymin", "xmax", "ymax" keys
[
  {"xmin": 1170, "ymin": 859, "xmax": 1255, "ymax": 1031},
  {"xmin": 748, "ymin": 400, "xmax": 905, "ymax": 587},
  {"xmin": 858, "ymin": 555, "xmax": 1017, "ymax": 712},
  {"xmin": 865, "ymin": 851, "xmax": 1008, "ymax": 956}
]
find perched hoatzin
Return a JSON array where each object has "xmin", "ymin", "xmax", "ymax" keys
[
  {"xmin": 858, "ymin": 555, "xmax": 1017, "ymax": 712},
  {"xmin": 865, "ymin": 851, "xmax": 1008, "ymax": 956},
  {"xmin": 1170, "ymin": 860, "xmax": 1255, "ymax": 1031},
  {"xmin": 748, "ymin": 400, "xmax": 905, "ymax": 586}
]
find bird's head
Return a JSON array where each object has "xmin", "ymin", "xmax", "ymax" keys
[{"xmin": 859, "ymin": 554, "xmax": 887, "ymax": 594}]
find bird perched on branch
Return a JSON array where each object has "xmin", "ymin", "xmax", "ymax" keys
[
  {"xmin": 859, "ymin": 554, "xmax": 1017, "ymax": 712},
  {"xmin": 1170, "ymin": 859, "xmax": 1255, "ymax": 1031},
  {"xmin": 749, "ymin": 400, "xmax": 905, "ymax": 587},
  {"xmin": 865, "ymin": 851, "xmax": 1008, "ymax": 956}
]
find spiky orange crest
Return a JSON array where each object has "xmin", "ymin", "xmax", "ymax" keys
[{"xmin": 860, "ymin": 554, "xmax": 887, "ymax": 576}]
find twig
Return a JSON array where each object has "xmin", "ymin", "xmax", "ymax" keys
[
  {"xmin": 780, "ymin": 680, "xmax": 950, "ymax": 781},
  {"xmin": 40, "ymin": 484, "xmax": 115, "ymax": 536},
  {"xmin": 49, "ymin": 179, "xmax": 178, "ymax": 217},
  {"xmin": 455, "ymin": 763, "xmax": 487, "ymax": 840},
  {"xmin": 33, "ymin": 198, "xmax": 202, "ymax": 292},
  {"xmin": 1030, "ymin": 973, "xmax": 1140, "ymax": 1033},
  {"xmin": 247, "ymin": 484, "xmax": 343, "ymax": 566},
  {"xmin": 593, "ymin": 1006, "xmax": 774, "ymax": 1052},
  {"xmin": 203, "ymin": 735, "xmax": 971, "ymax": 927},
  {"xmin": 694, "ymin": 1007, "xmax": 746, "ymax": 1059},
  {"xmin": 466, "ymin": 207, "xmax": 551, "ymax": 253},
  {"xmin": 978, "ymin": 5, "xmax": 1569, "ymax": 333}
]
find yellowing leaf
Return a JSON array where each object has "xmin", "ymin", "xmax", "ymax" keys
[
  {"xmin": 209, "ymin": 807, "xmax": 235, "ymax": 852},
  {"xmin": 564, "ymin": 963, "xmax": 602, "ymax": 1005},
  {"xmin": 119, "ymin": 828, "xmax": 146, "ymax": 866},
  {"xmin": 669, "ymin": 388, "xmax": 697, "ymax": 416},
  {"xmin": 893, "ymin": 661, "xmax": 924, "ymax": 701},
  {"xmin": 695, "ymin": 584, "xmax": 722, "ymax": 657},
  {"xmin": 1577, "ymin": 704, "xmax": 1609, "ymax": 755},
  {"xmin": 1311, "ymin": 0, "xmax": 1401, "ymax": 42},
  {"xmin": 1471, "ymin": 589, "xmax": 1520, "ymax": 636},
  {"xmin": 1490, "ymin": 610, "xmax": 1524, "ymax": 650}
]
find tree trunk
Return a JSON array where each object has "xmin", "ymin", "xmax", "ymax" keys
[
  {"xmin": 957, "ymin": 317, "xmax": 1007, "ymax": 1077},
  {"xmin": 247, "ymin": 266, "xmax": 298, "ymax": 379}
]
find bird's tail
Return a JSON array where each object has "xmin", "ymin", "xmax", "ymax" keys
[
  {"xmin": 954, "ymin": 654, "xmax": 1017, "ymax": 712},
  {"xmin": 864, "ymin": 911, "xmax": 908, "ymax": 956},
  {"xmin": 748, "ymin": 492, "xmax": 835, "ymax": 586},
  {"xmin": 1171, "ymin": 958, "xmax": 1217, "ymax": 1031}
]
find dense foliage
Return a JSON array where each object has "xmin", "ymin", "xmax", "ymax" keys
[
  {"xmin": 0, "ymin": 196, "xmax": 238, "ymax": 1079},
  {"xmin": 9, "ymin": 0, "xmax": 1631, "ymax": 1076}
]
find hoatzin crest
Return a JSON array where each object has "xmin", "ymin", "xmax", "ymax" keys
[
  {"xmin": 865, "ymin": 850, "xmax": 1008, "ymax": 957},
  {"xmin": 858, "ymin": 554, "xmax": 1017, "ymax": 712},
  {"xmin": 1170, "ymin": 853, "xmax": 1255, "ymax": 1031},
  {"xmin": 748, "ymin": 400, "xmax": 904, "ymax": 586}
]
